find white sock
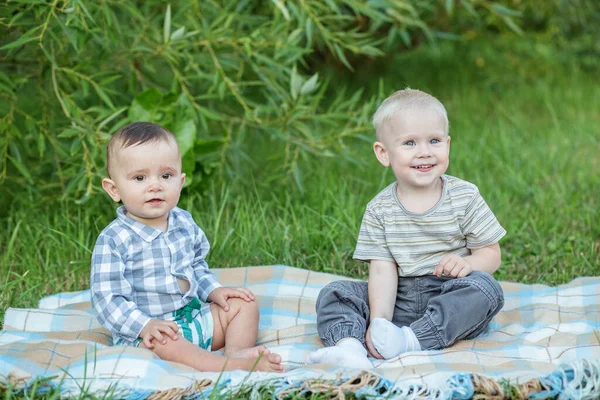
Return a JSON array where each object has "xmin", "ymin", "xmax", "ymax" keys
[
  {"xmin": 370, "ymin": 318, "xmax": 421, "ymax": 359},
  {"xmin": 306, "ymin": 337, "xmax": 372, "ymax": 369}
]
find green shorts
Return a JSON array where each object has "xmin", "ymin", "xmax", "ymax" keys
[{"xmin": 115, "ymin": 298, "xmax": 214, "ymax": 350}]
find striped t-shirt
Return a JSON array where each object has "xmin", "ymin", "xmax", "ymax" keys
[{"xmin": 353, "ymin": 175, "xmax": 506, "ymax": 277}]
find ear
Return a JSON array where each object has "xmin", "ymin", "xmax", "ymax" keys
[
  {"xmin": 102, "ymin": 178, "xmax": 121, "ymax": 203},
  {"xmin": 180, "ymin": 173, "xmax": 186, "ymax": 188},
  {"xmin": 446, "ymin": 135, "xmax": 451, "ymax": 154},
  {"xmin": 373, "ymin": 141, "xmax": 390, "ymax": 167}
]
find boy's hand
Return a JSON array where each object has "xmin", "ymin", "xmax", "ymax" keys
[
  {"xmin": 207, "ymin": 287, "xmax": 255, "ymax": 312},
  {"xmin": 365, "ymin": 326, "xmax": 384, "ymax": 359},
  {"xmin": 139, "ymin": 319, "xmax": 179, "ymax": 348},
  {"xmin": 434, "ymin": 254, "xmax": 473, "ymax": 278}
]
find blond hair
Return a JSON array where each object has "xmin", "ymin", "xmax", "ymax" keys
[{"xmin": 372, "ymin": 88, "xmax": 449, "ymax": 139}]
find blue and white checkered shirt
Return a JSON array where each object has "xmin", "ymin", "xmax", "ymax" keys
[{"xmin": 91, "ymin": 206, "xmax": 221, "ymax": 344}]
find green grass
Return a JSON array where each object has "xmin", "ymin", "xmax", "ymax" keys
[{"xmin": 1, "ymin": 37, "xmax": 599, "ymax": 398}]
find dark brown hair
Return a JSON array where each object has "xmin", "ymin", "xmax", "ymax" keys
[{"xmin": 106, "ymin": 122, "xmax": 177, "ymax": 177}]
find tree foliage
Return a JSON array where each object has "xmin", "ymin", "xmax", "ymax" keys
[{"xmin": 0, "ymin": 0, "xmax": 535, "ymax": 205}]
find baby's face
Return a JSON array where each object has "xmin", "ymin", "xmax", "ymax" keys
[
  {"xmin": 108, "ymin": 139, "xmax": 185, "ymax": 228},
  {"xmin": 378, "ymin": 108, "xmax": 450, "ymax": 190}
]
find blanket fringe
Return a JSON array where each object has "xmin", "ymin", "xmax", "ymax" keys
[
  {"xmin": 2, "ymin": 358, "xmax": 599, "ymax": 399},
  {"xmin": 146, "ymin": 379, "xmax": 211, "ymax": 400},
  {"xmin": 270, "ymin": 358, "xmax": 600, "ymax": 399},
  {"xmin": 460, "ymin": 358, "xmax": 600, "ymax": 400},
  {"xmin": 275, "ymin": 371, "xmax": 384, "ymax": 400}
]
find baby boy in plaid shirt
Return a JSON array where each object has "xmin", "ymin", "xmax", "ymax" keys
[{"xmin": 91, "ymin": 122, "xmax": 282, "ymax": 372}]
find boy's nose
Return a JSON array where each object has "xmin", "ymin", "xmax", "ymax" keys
[
  {"xmin": 416, "ymin": 144, "xmax": 432, "ymax": 156},
  {"xmin": 148, "ymin": 179, "xmax": 163, "ymax": 191}
]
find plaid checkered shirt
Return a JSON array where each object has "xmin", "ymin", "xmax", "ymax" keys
[{"xmin": 91, "ymin": 206, "xmax": 221, "ymax": 343}]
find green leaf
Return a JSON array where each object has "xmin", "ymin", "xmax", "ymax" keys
[
  {"xmin": 135, "ymin": 88, "xmax": 164, "ymax": 109},
  {"xmin": 271, "ymin": 0, "xmax": 290, "ymax": 21},
  {"xmin": 460, "ymin": 1, "xmax": 479, "ymax": 18},
  {"xmin": 305, "ymin": 18, "xmax": 313, "ymax": 47},
  {"xmin": 170, "ymin": 26, "xmax": 185, "ymax": 41},
  {"xmin": 0, "ymin": 25, "xmax": 42, "ymax": 51},
  {"xmin": 445, "ymin": 0, "xmax": 454, "ymax": 15},
  {"xmin": 76, "ymin": 0, "xmax": 94, "ymax": 21},
  {"xmin": 0, "ymin": 82, "xmax": 14, "ymax": 96},
  {"xmin": 300, "ymin": 73, "xmax": 319, "ymax": 95},
  {"xmin": 195, "ymin": 138, "xmax": 225, "ymax": 154},
  {"xmin": 37, "ymin": 129, "xmax": 46, "ymax": 158},
  {"xmin": 197, "ymin": 105, "xmax": 225, "ymax": 121},
  {"xmin": 181, "ymin": 149, "xmax": 195, "ymax": 187},
  {"xmin": 61, "ymin": 171, "xmax": 84, "ymax": 200},
  {"xmin": 171, "ymin": 117, "xmax": 196, "ymax": 157},
  {"xmin": 360, "ymin": 45, "xmax": 384, "ymax": 57},
  {"xmin": 333, "ymin": 44, "xmax": 354, "ymax": 71},
  {"xmin": 292, "ymin": 165, "xmax": 304, "ymax": 194},
  {"xmin": 398, "ymin": 29, "xmax": 411, "ymax": 46},
  {"xmin": 323, "ymin": 0, "xmax": 340, "ymax": 13},
  {"xmin": 58, "ymin": 128, "xmax": 80, "ymax": 138},
  {"xmin": 491, "ymin": 4, "xmax": 523, "ymax": 17},
  {"xmin": 501, "ymin": 15, "xmax": 523, "ymax": 35},
  {"xmin": 129, "ymin": 88, "xmax": 163, "ymax": 121},
  {"xmin": 0, "ymin": 70, "xmax": 11, "ymax": 86},
  {"xmin": 93, "ymin": 85, "xmax": 115, "ymax": 110},
  {"xmin": 288, "ymin": 28, "xmax": 302, "ymax": 44},
  {"xmin": 70, "ymin": 137, "xmax": 83, "ymax": 156},
  {"xmin": 98, "ymin": 107, "xmax": 128, "ymax": 130},
  {"xmin": 435, "ymin": 31, "xmax": 461, "ymax": 40},
  {"xmin": 163, "ymin": 4, "xmax": 171, "ymax": 44},
  {"xmin": 217, "ymin": 81, "xmax": 226, "ymax": 100},
  {"xmin": 290, "ymin": 65, "xmax": 303, "ymax": 100},
  {"xmin": 8, "ymin": 155, "xmax": 33, "ymax": 183},
  {"xmin": 182, "ymin": 30, "xmax": 200, "ymax": 39}
]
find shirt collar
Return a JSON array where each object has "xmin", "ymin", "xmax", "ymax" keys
[{"xmin": 116, "ymin": 206, "xmax": 167, "ymax": 242}]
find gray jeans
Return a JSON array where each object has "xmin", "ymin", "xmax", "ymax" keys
[{"xmin": 315, "ymin": 270, "xmax": 504, "ymax": 350}]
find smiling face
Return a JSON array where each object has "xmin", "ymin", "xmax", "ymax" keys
[
  {"xmin": 102, "ymin": 137, "xmax": 185, "ymax": 230},
  {"xmin": 374, "ymin": 108, "xmax": 450, "ymax": 194}
]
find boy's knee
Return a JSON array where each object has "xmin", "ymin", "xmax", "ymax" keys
[
  {"xmin": 468, "ymin": 271, "xmax": 503, "ymax": 293},
  {"xmin": 465, "ymin": 271, "xmax": 504, "ymax": 311},
  {"xmin": 318, "ymin": 281, "xmax": 363, "ymax": 303},
  {"xmin": 229, "ymin": 298, "xmax": 259, "ymax": 316},
  {"xmin": 317, "ymin": 281, "xmax": 347, "ymax": 311}
]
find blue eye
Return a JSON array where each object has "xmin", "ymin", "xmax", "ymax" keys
[
  {"xmin": 404, "ymin": 140, "xmax": 415, "ymax": 146},
  {"xmin": 430, "ymin": 138, "xmax": 440, "ymax": 144},
  {"xmin": 162, "ymin": 173, "xmax": 172, "ymax": 180}
]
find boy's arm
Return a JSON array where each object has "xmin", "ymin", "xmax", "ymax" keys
[
  {"xmin": 191, "ymin": 226, "xmax": 222, "ymax": 301},
  {"xmin": 368, "ymin": 260, "xmax": 398, "ymax": 320},
  {"xmin": 464, "ymin": 242, "xmax": 502, "ymax": 274},
  {"xmin": 439, "ymin": 186, "xmax": 505, "ymax": 278},
  {"xmin": 366, "ymin": 259, "xmax": 398, "ymax": 358},
  {"xmin": 91, "ymin": 235, "xmax": 151, "ymax": 342},
  {"xmin": 435, "ymin": 242, "xmax": 502, "ymax": 278}
]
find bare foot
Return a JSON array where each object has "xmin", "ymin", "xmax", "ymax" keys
[
  {"xmin": 239, "ymin": 352, "xmax": 284, "ymax": 372},
  {"xmin": 226, "ymin": 344, "xmax": 270, "ymax": 359}
]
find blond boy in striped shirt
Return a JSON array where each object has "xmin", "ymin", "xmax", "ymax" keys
[{"xmin": 307, "ymin": 89, "xmax": 506, "ymax": 368}]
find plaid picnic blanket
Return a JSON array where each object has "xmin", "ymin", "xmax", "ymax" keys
[{"xmin": 1, "ymin": 265, "xmax": 599, "ymax": 399}]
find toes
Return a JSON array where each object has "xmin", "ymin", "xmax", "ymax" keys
[
  {"xmin": 269, "ymin": 360, "xmax": 284, "ymax": 372},
  {"xmin": 266, "ymin": 352, "xmax": 282, "ymax": 363},
  {"xmin": 257, "ymin": 345, "xmax": 270, "ymax": 354}
]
